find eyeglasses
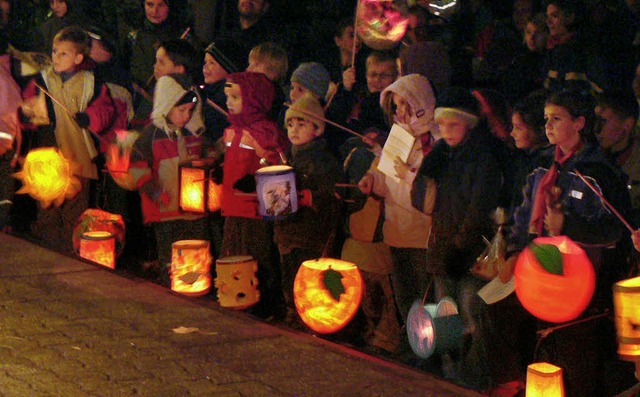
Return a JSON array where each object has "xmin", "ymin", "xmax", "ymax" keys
[{"xmin": 366, "ymin": 72, "xmax": 397, "ymax": 80}]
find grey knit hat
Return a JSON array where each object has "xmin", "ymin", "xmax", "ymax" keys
[{"xmin": 290, "ymin": 62, "xmax": 331, "ymax": 99}]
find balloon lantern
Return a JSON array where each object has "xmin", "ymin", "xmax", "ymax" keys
[
  {"xmin": 12, "ymin": 147, "xmax": 81, "ymax": 208},
  {"xmin": 613, "ymin": 276, "xmax": 640, "ymax": 378},
  {"xmin": 80, "ymin": 231, "xmax": 116, "ymax": 269},
  {"xmin": 293, "ymin": 258, "xmax": 364, "ymax": 334},
  {"xmin": 356, "ymin": 0, "xmax": 409, "ymax": 50},
  {"xmin": 106, "ymin": 130, "xmax": 139, "ymax": 191},
  {"xmin": 171, "ymin": 240, "xmax": 213, "ymax": 296},
  {"xmin": 215, "ymin": 255, "xmax": 260, "ymax": 309},
  {"xmin": 73, "ymin": 208, "xmax": 126, "ymax": 257},
  {"xmin": 526, "ymin": 362, "xmax": 565, "ymax": 397},
  {"xmin": 179, "ymin": 160, "xmax": 222, "ymax": 213},
  {"xmin": 514, "ymin": 236, "xmax": 595, "ymax": 323},
  {"xmin": 406, "ymin": 297, "xmax": 462, "ymax": 359}
]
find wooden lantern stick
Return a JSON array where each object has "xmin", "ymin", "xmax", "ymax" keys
[
  {"xmin": 573, "ymin": 169, "xmax": 635, "ymax": 233},
  {"xmin": 206, "ymin": 98, "xmax": 229, "ymax": 118},
  {"xmin": 34, "ymin": 83, "xmax": 74, "ymax": 116},
  {"xmin": 284, "ymin": 102, "xmax": 364, "ymax": 139}
]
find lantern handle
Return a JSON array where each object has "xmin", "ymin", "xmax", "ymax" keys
[{"xmin": 420, "ymin": 278, "xmax": 435, "ymax": 306}]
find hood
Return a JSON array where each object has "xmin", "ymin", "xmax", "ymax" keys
[{"xmin": 151, "ymin": 73, "xmax": 204, "ymax": 135}]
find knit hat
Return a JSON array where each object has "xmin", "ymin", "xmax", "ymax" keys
[
  {"xmin": 290, "ymin": 62, "xmax": 331, "ymax": 100},
  {"xmin": 434, "ymin": 87, "xmax": 480, "ymax": 129},
  {"xmin": 285, "ymin": 94, "xmax": 325, "ymax": 132},
  {"xmin": 205, "ymin": 38, "xmax": 247, "ymax": 74}
]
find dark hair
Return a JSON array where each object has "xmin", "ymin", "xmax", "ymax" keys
[
  {"xmin": 158, "ymin": 38, "xmax": 199, "ymax": 79},
  {"xmin": 545, "ymin": 89, "xmax": 596, "ymax": 142},
  {"xmin": 53, "ymin": 25, "xmax": 91, "ymax": 57},
  {"xmin": 596, "ymin": 89, "xmax": 639, "ymax": 121},
  {"xmin": 513, "ymin": 90, "xmax": 548, "ymax": 146},
  {"xmin": 544, "ymin": 0, "xmax": 583, "ymax": 32},
  {"xmin": 334, "ymin": 17, "xmax": 353, "ymax": 38}
]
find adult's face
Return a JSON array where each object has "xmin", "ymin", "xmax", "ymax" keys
[
  {"xmin": 145, "ymin": 0, "xmax": 170, "ymax": 25},
  {"xmin": 238, "ymin": 0, "xmax": 268, "ymax": 19}
]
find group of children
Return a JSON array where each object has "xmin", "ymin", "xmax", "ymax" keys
[{"xmin": 1, "ymin": 3, "xmax": 640, "ymax": 396}]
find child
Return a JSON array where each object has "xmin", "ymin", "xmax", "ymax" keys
[
  {"xmin": 358, "ymin": 74, "xmax": 438, "ymax": 325},
  {"xmin": 38, "ymin": 0, "xmax": 93, "ymax": 55},
  {"xmin": 129, "ymin": 73, "xmax": 208, "ymax": 285},
  {"xmin": 21, "ymin": 25, "xmax": 116, "ymax": 254},
  {"xmin": 246, "ymin": 42, "xmax": 289, "ymax": 122},
  {"xmin": 219, "ymin": 71, "xmax": 289, "ymax": 318},
  {"xmin": 275, "ymin": 94, "xmax": 344, "ymax": 326},
  {"xmin": 289, "ymin": 62, "xmax": 331, "ymax": 104},
  {"xmin": 412, "ymin": 87, "xmax": 504, "ymax": 390}
]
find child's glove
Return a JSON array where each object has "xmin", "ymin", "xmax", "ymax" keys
[
  {"xmin": 140, "ymin": 179, "xmax": 170, "ymax": 206},
  {"xmin": 298, "ymin": 189, "xmax": 312, "ymax": 207},
  {"xmin": 233, "ymin": 174, "xmax": 256, "ymax": 193},
  {"xmin": 74, "ymin": 112, "xmax": 90, "ymax": 129}
]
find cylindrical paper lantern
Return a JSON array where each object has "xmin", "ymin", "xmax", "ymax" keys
[
  {"xmin": 215, "ymin": 256, "xmax": 260, "ymax": 309},
  {"xmin": 613, "ymin": 276, "xmax": 640, "ymax": 362},
  {"xmin": 514, "ymin": 236, "xmax": 595, "ymax": 323},
  {"xmin": 255, "ymin": 165, "xmax": 298, "ymax": 220},
  {"xmin": 80, "ymin": 231, "xmax": 116, "ymax": 269},
  {"xmin": 406, "ymin": 297, "xmax": 463, "ymax": 359},
  {"xmin": 293, "ymin": 258, "xmax": 364, "ymax": 334},
  {"xmin": 171, "ymin": 240, "xmax": 212, "ymax": 296},
  {"xmin": 526, "ymin": 362, "xmax": 565, "ymax": 397}
]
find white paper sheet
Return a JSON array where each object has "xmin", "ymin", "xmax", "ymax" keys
[
  {"xmin": 377, "ymin": 124, "xmax": 415, "ymax": 182},
  {"xmin": 477, "ymin": 276, "xmax": 515, "ymax": 304}
]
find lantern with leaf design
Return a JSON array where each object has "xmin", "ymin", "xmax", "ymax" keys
[
  {"xmin": 73, "ymin": 208, "xmax": 126, "ymax": 257},
  {"xmin": 12, "ymin": 147, "xmax": 81, "ymax": 208},
  {"xmin": 171, "ymin": 240, "xmax": 213, "ymax": 296},
  {"xmin": 80, "ymin": 231, "xmax": 116, "ymax": 269},
  {"xmin": 293, "ymin": 258, "xmax": 364, "ymax": 334},
  {"xmin": 179, "ymin": 159, "xmax": 223, "ymax": 213},
  {"xmin": 514, "ymin": 236, "xmax": 595, "ymax": 323}
]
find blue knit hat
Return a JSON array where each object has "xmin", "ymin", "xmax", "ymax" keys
[{"xmin": 290, "ymin": 62, "xmax": 331, "ymax": 99}]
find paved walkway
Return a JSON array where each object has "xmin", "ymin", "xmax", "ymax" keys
[{"xmin": 0, "ymin": 233, "xmax": 481, "ymax": 397}]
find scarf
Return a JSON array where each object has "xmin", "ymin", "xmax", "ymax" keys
[{"xmin": 528, "ymin": 145, "xmax": 578, "ymax": 235}]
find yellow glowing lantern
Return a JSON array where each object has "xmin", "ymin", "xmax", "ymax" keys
[
  {"xmin": 171, "ymin": 240, "xmax": 212, "ymax": 296},
  {"xmin": 215, "ymin": 256, "xmax": 260, "ymax": 310},
  {"xmin": 613, "ymin": 276, "xmax": 640, "ymax": 378},
  {"xmin": 12, "ymin": 147, "xmax": 81, "ymax": 208},
  {"xmin": 80, "ymin": 231, "xmax": 116, "ymax": 269},
  {"xmin": 179, "ymin": 160, "xmax": 223, "ymax": 213},
  {"xmin": 293, "ymin": 258, "xmax": 364, "ymax": 334},
  {"xmin": 105, "ymin": 130, "xmax": 139, "ymax": 191},
  {"xmin": 526, "ymin": 362, "xmax": 565, "ymax": 397}
]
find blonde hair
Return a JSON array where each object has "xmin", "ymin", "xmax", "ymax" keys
[
  {"xmin": 248, "ymin": 42, "xmax": 289, "ymax": 83},
  {"xmin": 53, "ymin": 25, "xmax": 91, "ymax": 57}
]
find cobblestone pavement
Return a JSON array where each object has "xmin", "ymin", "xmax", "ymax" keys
[{"xmin": 0, "ymin": 233, "xmax": 481, "ymax": 397}]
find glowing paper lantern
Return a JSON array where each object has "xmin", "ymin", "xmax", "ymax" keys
[
  {"xmin": 526, "ymin": 362, "xmax": 565, "ymax": 397},
  {"xmin": 215, "ymin": 256, "xmax": 260, "ymax": 309},
  {"xmin": 179, "ymin": 160, "xmax": 223, "ymax": 213},
  {"xmin": 72, "ymin": 209, "xmax": 126, "ymax": 257},
  {"xmin": 514, "ymin": 236, "xmax": 595, "ymax": 323},
  {"xmin": 613, "ymin": 276, "xmax": 640, "ymax": 374},
  {"xmin": 293, "ymin": 258, "xmax": 364, "ymax": 334},
  {"xmin": 106, "ymin": 130, "xmax": 139, "ymax": 191},
  {"xmin": 406, "ymin": 297, "xmax": 463, "ymax": 359},
  {"xmin": 80, "ymin": 231, "xmax": 116, "ymax": 269},
  {"xmin": 12, "ymin": 147, "xmax": 81, "ymax": 208},
  {"xmin": 356, "ymin": 0, "xmax": 409, "ymax": 50},
  {"xmin": 171, "ymin": 240, "xmax": 213, "ymax": 296}
]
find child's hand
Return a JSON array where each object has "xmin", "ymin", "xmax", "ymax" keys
[
  {"xmin": 358, "ymin": 173, "xmax": 373, "ymax": 195},
  {"xmin": 393, "ymin": 156, "xmax": 410, "ymax": 179},
  {"xmin": 363, "ymin": 131, "xmax": 383, "ymax": 155},
  {"xmin": 544, "ymin": 207, "xmax": 564, "ymax": 236},
  {"xmin": 343, "ymin": 67, "xmax": 356, "ymax": 91},
  {"xmin": 75, "ymin": 112, "xmax": 90, "ymax": 129},
  {"xmin": 632, "ymin": 230, "xmax": 640, "ymax": 252}
]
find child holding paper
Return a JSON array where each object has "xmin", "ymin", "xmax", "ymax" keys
[{"xmin": 357, "ymin": 74, "xmax": 439, "ymax": 323}]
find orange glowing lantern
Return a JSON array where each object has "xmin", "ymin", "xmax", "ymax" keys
[
  {"xmin": 526, "ymin": 362, "xmax": 566, "ymax": 397},
  {"xmin": 613, "ymin": 276, "xmax": 640, "ymax": 378},
  {"xmin": 179, "ymin": 160, "xmax": 223, "ymax": 213},
  {"xmin": 12, "ymin": 147, "xmax": 81, "ymax": 208},
  {"xmin": 514, "ymin": 236, "xmax": 595, "ymax": 323},
  {"xmin": 105, "ymin": 130, "xmax": 139, "ymax": 191},
  {"xmin": 72, "ymin": 209, "xmax": 126, "ymax": 257},
  {"xmin": 215, "ymin": 256, "xmax": 260, "ymax": 310},
  {"xmin": 293, "ymin": 258, "xmax": 364, "ymax": 334},
  {"xmin": 171, "ymin": 240, "xmax": 213, "ymax": 296},
  {"xmin": 80, "ymin": 231, "xmax": 116, "ymax": 269}
]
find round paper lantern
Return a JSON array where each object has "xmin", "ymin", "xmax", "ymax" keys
[
  {"xmin": 406, "ymin": 297, "xmax": 463, "ymax": 359},
  {"xmin": 72, "ymin": 209, "xmax": 126, "ymax": 257},
  {"xmin": 12, "ymin": 147, "xmax": 81, "ymax": 208},
  {"xmin": 514, "ymin": 236, "xmax": 595, "ymax": 323},
  {"xmin": 293, "ymin": 258, "xmax": 364, "ymax": 334},
  {"xmin": 356, "ymin": 0, "xmax": 409, "ymax": 50}
]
